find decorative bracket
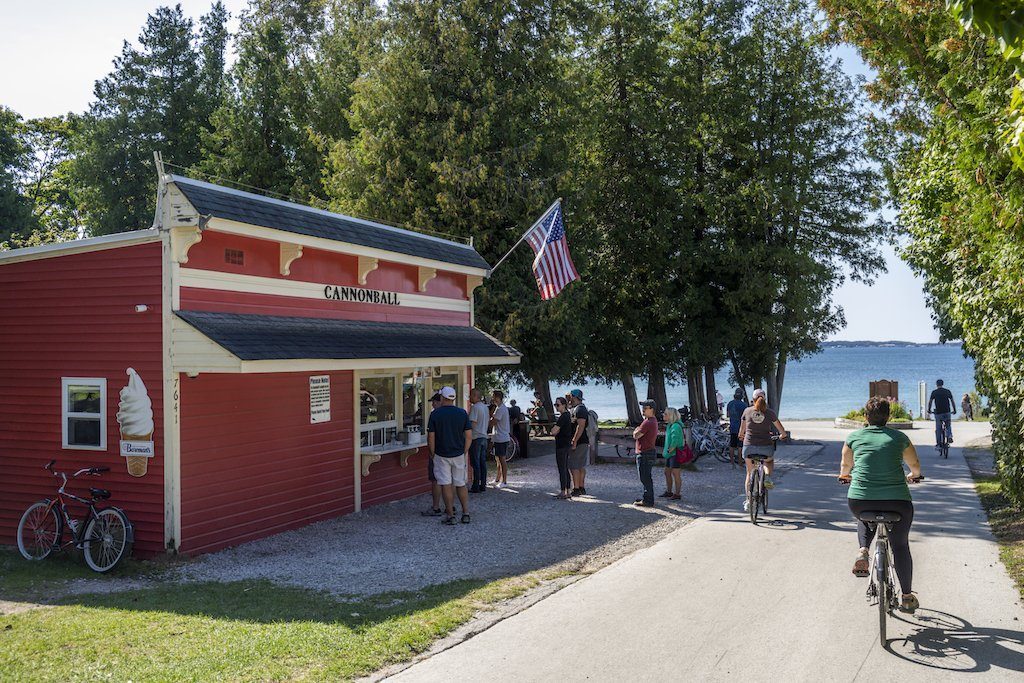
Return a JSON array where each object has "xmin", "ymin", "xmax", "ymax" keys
[
  {"xmin": 418, "ymin": 267, "xmax": 437, "ymax": 292},
  {"xmin": 466, "ymin": 275, "xmax": 484, "ymax": 296},
  {"xmin": 169, "ymin": 225, "xmax": 203, "ymax": 264},
  {"xmin": 399, "ymin": 448, "xmax": 420, "ymax": 468},
  {"xmin": 280, "ymin": 243, "xmax": 303, "ymax": 276},
  {"xmin": 357, "ymin": 256, "xmax": 379, "ymax": 285},
  {"xmin": 361, "ymin": 452, "xmax": 382, "ymax": 477}
]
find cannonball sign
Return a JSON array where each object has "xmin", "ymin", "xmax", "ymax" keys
[
  {"xmin": 323, "ymin": 284, "xmax": 401, "ymax": 306},
  {"xmin": 310, "ymin": 375, "xmax": 331, "ymax": 424}
]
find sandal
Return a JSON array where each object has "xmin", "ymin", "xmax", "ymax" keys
[
  {"xmin": 852, "ymin": 555, "xmax": 869, "ymax": 577},
  {"xmin": 421, "ymin": 507, "xmax": 443, "ymax": 517},
  {"xmin": 461, "ymin": 513, "xmax": 471, "ymax": 524},
  {"xmin": 442, "ymin": 516, "xmax": 456, "ymax": 525},
  {"xmin": 669, "ymin": 493, "xmax": 681, "ymax": 500}
]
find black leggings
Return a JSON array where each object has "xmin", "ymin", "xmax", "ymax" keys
[
  {"xmin": 555, "ymin": 446, "xmax": 572, "ymax": 490},
  {"xmin": 848, "ymin": 498, "xmax": 915, "ymax": 594}
]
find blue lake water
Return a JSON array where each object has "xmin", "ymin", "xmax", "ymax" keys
[{"xmin": 509, "ymin": 344, "xmax": 977, "ymax": 420}]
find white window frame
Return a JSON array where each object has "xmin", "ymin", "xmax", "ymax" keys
[
  {"xmin": 61, "ymin": 377, "xmax": 107, "ymax": 451},
  {"xmin": 359, "ymin": 373, "xmax": 400, "ymax": 448},
  {"xmin": 357, "ymin": 367, "xmax": 466, "ymax": 452}
]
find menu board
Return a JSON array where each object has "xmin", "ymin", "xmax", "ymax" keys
[{"xmin": 310, "ymin": 375, "xmax": 331, "ymax": 424}]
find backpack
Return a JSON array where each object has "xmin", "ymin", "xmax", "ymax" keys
[{"xmin": 586, "ymin": 409, "xmax": 599, "ymax": 444}]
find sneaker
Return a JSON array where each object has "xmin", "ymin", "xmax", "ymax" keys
[
  {"xmin": 899, "ymin": 593, "xmax": 920, "ymax": 614},
  {"xmin": 764, "ymin": 477, "xmax": 775, "ymax": 490},
  {"xmin": 579, "ymin": 488, "xmax": 587, "ymax": 496},
  {"xmin": 659, "ymin": 491, "xmax": 673, "ymax": 498},
  {"xmin": 669, "ymin": 493, "xmax": 681, "ymax": 500},
  {"xmin": 948, "ymin": 437, "xmax": 954, "ymax": 444},
  {"xmin": 469, "ymin": 486, "xmax": 481, "ymax": 493},
  {"xmin": 495, "ymin": 482, "xmax": 505, "ymax": 489},
  {"xmin": 634, "ymin": 499, "xmax": 654, "ymax": 507},
  {"xmin": 743, "ymin": 499, "xmax": 750, "ymax": 512},
  {"xmin": 570, "ymin": 488, "xmax": 581, "ymax": 496}
]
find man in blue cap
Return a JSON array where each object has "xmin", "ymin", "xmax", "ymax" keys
[{"xmin": 568, "ymin": 389, "xmax": 590, "ymax": 495}]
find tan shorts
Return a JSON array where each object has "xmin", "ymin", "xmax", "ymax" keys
[{"xmin": 432, "ymin": 454, "xmax": 467, "ymax": 487}]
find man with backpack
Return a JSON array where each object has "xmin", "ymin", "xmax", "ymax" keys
[{"xmin": 568, "ymin": 389, "xmax": 591, "ymax": 496}]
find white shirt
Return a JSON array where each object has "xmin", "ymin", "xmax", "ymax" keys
[{"xmin": 492, "ymin": 403, "xmax": 511, "ymax": 443}]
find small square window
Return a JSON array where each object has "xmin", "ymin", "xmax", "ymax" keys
[
  {"xmin": 224, "ymin": 248, "xmax": 244, "ymax": 265},
  {"xmin": 62, "ymin": 378, "xmax": 107, "ymax": 451}
]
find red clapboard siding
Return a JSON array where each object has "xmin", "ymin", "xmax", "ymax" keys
[
  {"xmin": 179, "ymin": 288, "xmax": 471, "ymax": 326},
  {"xmin": 178, "ymin": 371, "xmax": 355, "ymax": 555},
  {"xmin": 185, "ymin": 231, "xmax": 468, "ymax": 299},
  {"xmin": 0, "ymin": 242, "xmax": 166, "ymax": 556},
  {"xmin": 361, "ymin": 446, "xmax": 432, "ymax": 508}
]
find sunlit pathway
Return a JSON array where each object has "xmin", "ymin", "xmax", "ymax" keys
[{"xmin": 388, "ymin": 421, "xmax": 1024, "ymax": 682}]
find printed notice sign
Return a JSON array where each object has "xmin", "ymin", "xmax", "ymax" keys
[{"xmin": 310, "ymin": 375, "xmax": 331, "ymax": 424}]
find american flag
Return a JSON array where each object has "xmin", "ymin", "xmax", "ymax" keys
[{"xmin": 523, "ymin": 201, "xmax": 579, "ymax": 300}]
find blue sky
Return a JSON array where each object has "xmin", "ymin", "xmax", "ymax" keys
[{"xmin": 0, "ymin": 1, "xmax": 941, "ymax": 342}]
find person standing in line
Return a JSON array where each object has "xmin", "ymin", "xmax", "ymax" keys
[
  {"xmin": 428, "ymin": 386, "xmax": 473, "ymax": 524},
  {"xmin": 633, "ymin": 400, "xmax": 660, "ymax": 507},
  {"xmin": 961, "ymin": 394, "xmax": 974, "ymax": 421},
  {"xmin": 660, "ymin": 407, "xmax": 684, "ymax": 500},
  {"xmin": 726, "ymin": 389, "xmax": 748, "ymax": 469},
  {"xmin": 738, "ymin": 388, "xmax": 789, "ymax": 512},
  {"xmin": 551, "ymin": 397, "xmax": 574, "ymax": 499},
  {"xmin": 927, "ymin": 379, "xmax": 956, "ymax": 448},
  {"xmin": 468, "ymin": 389, "xmax": 490, "ymax": 493},
  {"xmin": 421, "ymin": 392, "xmax": 444, "ymax": 516},
  {"xmin": 567, "ymin": 389, "xmax": 590, "ymax": 495},
  {"xmin": 490, "ymin": 390, "xmax": 512, "ymax": 488}
]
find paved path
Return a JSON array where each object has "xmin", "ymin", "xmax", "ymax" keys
[{"xmin": 390, "ymin": 421, "xmax": 1024, "ymax": 681}]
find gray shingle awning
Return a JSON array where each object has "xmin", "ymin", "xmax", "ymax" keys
[
  {"xmin": 175, "ymin": 310, "xmax": 520, "ymax": 363},
  {"xmin": 170, "ymin": 175, "xmax": 490, "ymax": 271}
]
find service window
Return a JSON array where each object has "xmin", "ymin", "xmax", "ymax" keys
[
  {"xmin": 61, "ymin": 378, "xmax": 107, "ymax": 450},
  {"xmin": 359, "ymin": 375, "xmax": 397, "ymax": 448},
  {"xmin": 434, "ymin": 372, "xmax": 460, "ymax": 403},
  {"xmin": 402, "ymin": 371, "xmax": 427, "ymax": 441}
]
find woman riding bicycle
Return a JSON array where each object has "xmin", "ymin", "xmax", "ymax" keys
[
  {"xmin": 738, "ymin": 388, "xmax": 788, "ymax": 511},
  {"xmin": 838, "ymin": 396, "xmax": 923, "ymax": 614}
]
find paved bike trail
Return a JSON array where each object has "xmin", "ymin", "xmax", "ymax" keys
[{"xmin": 389, "ymin": 422, "xmax": 1024, "ymax": 682}]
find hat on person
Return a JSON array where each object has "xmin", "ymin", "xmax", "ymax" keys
[
  {"xmin": 429, "ymin": 393, "xmax": 442, "ymax": 403},
  {"xmin": 752, "ymin": 388, "xmax": 766, "ymax": 400},
  {"xmin": 570, "ymin": 389, "xmax": 584, "ymax": 399},
  {"xmin": 640, "ymin": 399, "xmax": 658, "ymax": 410},
  {"xmin": 440, "ymin": 386, "xmax": 457, "ymax": 400}
]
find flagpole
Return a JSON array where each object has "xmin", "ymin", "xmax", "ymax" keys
[{"xmin": 487, "ymin": 198, "xmax": 562, "ymax": 276}]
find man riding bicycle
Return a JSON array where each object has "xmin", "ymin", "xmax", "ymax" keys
[
  {"xmin": 927, "ymin": 379, "xmax": 956, "ymax": 449},
  {"xmin": 839, "ymin": 396, "xmax": 923, "ymax": 614},
  {"xmin": 737, "ymin": 388, "xmax": 788, "ymax": 511}
]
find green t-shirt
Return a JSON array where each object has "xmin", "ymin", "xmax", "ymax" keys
[{"xmin": 845, "ymin": 426, "xmax": 912, "ymax": 501}]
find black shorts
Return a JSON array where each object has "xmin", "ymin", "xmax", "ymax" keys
[
  {"xmin": 493, "ymin": 441, "xmax": 508, "ymax": 457},
  {"xmin": 730, "ymin": 432, "xmax": 740, "ymax": 448}
]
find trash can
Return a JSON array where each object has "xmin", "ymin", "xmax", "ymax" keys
[{"xmin": 517, "ymin": 421, "xmax": 530, "ymax": 459}]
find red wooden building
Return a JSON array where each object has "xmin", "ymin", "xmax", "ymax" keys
[{"xmin": 0, "ymin": 173, "xmax": 519, "ymax": 556}]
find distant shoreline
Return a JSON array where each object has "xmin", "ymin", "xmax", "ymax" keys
[{"xmin": 822, "ymin": 340, "xmax": 960, "ymax": 348}]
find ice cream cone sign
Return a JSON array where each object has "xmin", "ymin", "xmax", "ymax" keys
[{"xmin": 117, "ymin": 368, "xmax": 155, "ymax": 477}]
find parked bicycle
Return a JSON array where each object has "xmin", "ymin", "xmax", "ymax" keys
[
  {"xmin": 17, "ymin": 459, "xmax": 134, "ymax": 573},
  {"xmin": 839, "ymin": 474, "xmax": 924, "ymax": 645},
  {"xmin": 927, "ymin": 411, "xmax": 950, "ymax": 459},
  {"xmin": 690, "ymin": 418, "xmax": 731, "ymax": 463}
]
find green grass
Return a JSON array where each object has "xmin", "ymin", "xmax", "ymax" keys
[
  {"xmin": 0, "ymin": 549, "xmax": 551, "ymax": 682},
  {"xmin": 0, "ymin": 546, "xmax": 164, "ymax": 601},
  {"xmin": 972, "ymin": 475, "xmax": 1024, "ymax": 602}
]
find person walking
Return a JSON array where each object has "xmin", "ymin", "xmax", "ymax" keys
[
  {"xmin": 568, "ymin": 389, "xmax": 590, "ymax": 495},
  {"xmin": 427, "ymin": 386, "xmax": 473, "ymax": 524},
  {"xmin": 468, "ymin": 389, "xmax": 490, "ymax": 493},
  {"xmin": 927, "ymin": 379, "xmax": 956, "ymax": 448},
  {"xmin": 660, "ymin": 407, "xmax": 684, "ymax": 500},
  {"xmin": 961, "ymin": 393, "xmax": 974, "ymax": 421},
  {"xmin": 421, "ymin": 392, "xmax": 444, "ymax": 516},
  {"xmin": 838, "ymin": 396, "xmax": 924, "ymax": 614},
  {"xmin": 726, "ymin": 389, "xmax": 748, "ymax": 469},
  {"xmin": 738, "ymin": 388, "xmax": 788, "ymax": 512},
  {"xmin": 633, "ymin": 400, "xmax": 659, "ymax": 507},
  {"xmin": 490, "ymin": 390, "xmax": 511, "ymax": 488},
  {"xmin": 551, "ymin": 396, "xmax": 574, "ymax": 498}
]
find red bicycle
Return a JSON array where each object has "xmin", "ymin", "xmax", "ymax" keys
[{"xmin": 16, "ymin": 459, "xmax": 134, "ymax": 573}]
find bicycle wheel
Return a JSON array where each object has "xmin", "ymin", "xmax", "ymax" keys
[
  {"xmin": 504, "ymin": 437, "xmax": 518, "ymax": 463},
  {"xmin": 83, "ymin": 508, "xmax": 132, "ymax": 573},
  {"xmin": 17, "ymin": 501, "xmax": 61, "ymax": 561},
  {"xmin": 761, "ymin": 480, "xmax": 768, "ymax": 515},
  {"xmin": 876, "ymin": 544, "xmax": 888, "ymax": 645},
  {"xmin": 713, "ymin": 438, "xmax": 731, "ymax": 463},
  {"xmin": 942, "ymin": 441, "xmax": 949, "ymax": 459},
  {"xmin": 749, "ymin": 470, "xmax": 760, "ymax": 524}
]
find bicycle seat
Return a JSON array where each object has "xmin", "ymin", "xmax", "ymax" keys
[
  {"xmin": 90, "ymin": 487, "xmax": 111, "ymax": 500},
  {"xmin": 857, "ymin": 511, "xmax": 901, "ymax": 523}
]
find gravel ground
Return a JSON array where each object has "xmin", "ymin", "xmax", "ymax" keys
[{"xmin": 172, "ymin": 439, "xmax": 821, "ymax": 597}]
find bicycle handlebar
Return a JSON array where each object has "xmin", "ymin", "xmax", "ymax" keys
[{"xmin": 838, "ymin": 475, "xmax": 924, "ymax": 484}]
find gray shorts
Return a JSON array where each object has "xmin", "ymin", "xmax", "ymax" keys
[
  {"xmin": 568, "ymin": 443, "xmax": 589, "ymax": 469},
  {"xmin": 742, "ymin": 444, "xmax": 775, "ymax": 461}
]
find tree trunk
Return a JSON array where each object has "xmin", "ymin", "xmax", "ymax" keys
[
  {"xmin": 774, "ymin": 352, "xmax": 788, "ymax": 414},
  {"xmin": 686, "ymin": 366, "xmax": 700, "ymax": 416},
  {"xmin": 704, "ymin": 365, "xmax": 719, "ymax": 417},
  {"xmin": 689, "ymin": 365, "xmax": 707, "ymax": 418},
  {"xmin": 622, "ymin": 374, "xmax": 642, "ymax": 426},
  {"xmin": 647, "ymin": 365, "xmax": 669, "ymax": 412},
  {"xmin": 532, "ymin": 375, "xmax": 553, "ymax": 422}
]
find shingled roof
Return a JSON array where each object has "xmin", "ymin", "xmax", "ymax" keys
[
  {"xmin": 170, "ymin": 175, "xmax": 490, "ymax": 271},
  {"xmin": 175, "ymin": 310, "xmax": 521, "ymax": 362}
]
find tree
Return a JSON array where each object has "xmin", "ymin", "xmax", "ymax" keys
[
  {"xmin": 0, "ymin": 107, "xmax": 36, "ymax": 243},
  {"xmin": 74, "ymin": 3, "xmax": 228, "ymax": 235}
]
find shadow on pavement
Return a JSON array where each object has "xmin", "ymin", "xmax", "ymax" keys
[{"xmin": 884, "ymin": 608, "xmax": 1024, "ymax": 674}]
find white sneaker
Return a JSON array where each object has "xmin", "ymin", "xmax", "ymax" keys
[
  {"xmin": 743, "ymin": 499, "xmax": 750, "ymax": 512},
  {"xmin": 495, "ymin": 482, "xmax": 505, "ymax": 489}
]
